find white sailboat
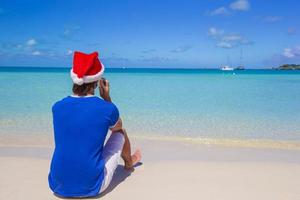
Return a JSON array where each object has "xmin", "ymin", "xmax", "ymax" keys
[
  {"xmin": 220, "ymin": 65, "xmax": 234, "ymax": 71},
  {"xmin": 220, "ymin": 56, "xmax": 234, "ymax": 71}
]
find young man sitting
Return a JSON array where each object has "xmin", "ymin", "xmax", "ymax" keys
[{"xmin": 48, "ymin": 51, "xmax": 141, "ymax": 198}]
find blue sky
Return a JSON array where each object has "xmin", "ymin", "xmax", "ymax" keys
[{"xmin": 0, "ymin": 0, "xmax": 299, "ymax": 68}]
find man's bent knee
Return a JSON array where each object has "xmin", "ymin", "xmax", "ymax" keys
[{"xmin": 111, "ymin": 128, "xmax": 127, "ymax": 136}]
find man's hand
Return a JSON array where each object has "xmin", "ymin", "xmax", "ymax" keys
[{"xmin": 99, "ymin": 78, "xmax": 112, "ymax": 102}]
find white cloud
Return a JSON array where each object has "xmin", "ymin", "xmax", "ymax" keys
[
  {"xmin": 63, "ymin": 29, "xmax": 71, "ymax": 37},
  {"xmin": 216, "ymin": 42, "xmax": 233, "ymax": 49},
  {"xmin": 67, "ymin": 49, "xmax": 73, "ymax": 55},
  {"xmin": 26, "ymin": 39, "xmax": 37, "ymax": 46},
  {"xmin": 230, "ymin": 0, "xmax": 250, "ymax": 11},
  {"xmin": 171, "ymin": 45, "xmax": 192, "ymax": 53},
  {"xmin": 283, "ymin": 47, "xmax": 300, "ymax": 58},
  {"xmin": 263, "ymin": 16, "xmax": 282, "ymax": 23},
  {"xmin": 240, "ymin": 39, "xmax": 253, "ymax": 45},
  {"xmin": 208, "ymin": 27, "xmax": 252, "ymax": 49},
  {"xmin": 62, "ymin": 25, "xmax": 80, "ymax": 39},
  {"xmin": 283, "ymin": 49, "xmax": 294, "ymax": 58},
  {"xmin": 222, "ymin": 34, "xmax": 243, "ymax": 42},
  {"xmin": 267, "ymin": 46, "xmax": 300, "ymax": 66},
  {"xmin": 207, "ymin": 0, "xmax": 250, "ymax": 17},
  {"xmin": 209, "ymin": 7, "xmax": 230, "ymax": 16},
  {"xmin": 208, "ymin": 27, "xmax": 224, "ymax": 37},
  {"xmin": 32, "ymin": 51, "xmax": 41, "ymax": 56}
]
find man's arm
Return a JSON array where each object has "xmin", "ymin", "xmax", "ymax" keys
[
  {"xmin": 99, "ymin": 78, "xmax": 112, "ymax": 102},
  {"xmin": 99, "ymin": 78, "xmax": 141, "ymax": 169},
  {"xmin": 110, "ymin": 118, "xmax": 123, "ymax": 132},
  {"xmin": 99, "ymin": 78, "xmax": 123, "ymax": 131}
]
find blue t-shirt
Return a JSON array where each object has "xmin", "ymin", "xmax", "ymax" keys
[{"xmin": 48, "ymin": 95, "xmax": 119, "ymax": 197}]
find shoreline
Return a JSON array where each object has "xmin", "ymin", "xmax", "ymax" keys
[
  {"xmin": 1, "ymin": 134, "xmax": 300, "ymax": 164},
  {"xmin": 1, "ymin": 133, "xmax": 300, "ymax": 151}
]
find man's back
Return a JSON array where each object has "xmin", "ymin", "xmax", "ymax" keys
[{"xmin": 48, "ymin": 95, "xmax": 119, "ymax": 197}]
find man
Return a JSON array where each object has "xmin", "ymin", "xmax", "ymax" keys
[{"xmin": 48, "ymin": 51, "xmax": 141, "ymax": 198}]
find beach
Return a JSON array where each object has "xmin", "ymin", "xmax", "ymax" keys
[
  {"xmin": 1, "ymin": 136, "xmax": 300, "ymax": 200},
  {"xmin": 0, "ymin": 68, "xmax": 300, "ymax": 199},
  {"xmin": 1, "ymin": 0, "xmax": 300, "ymax": 198}
]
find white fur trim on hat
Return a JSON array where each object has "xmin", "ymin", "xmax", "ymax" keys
[{"xmin": 70, "ymin": 64, "xmax": 105, "ymax": 85}]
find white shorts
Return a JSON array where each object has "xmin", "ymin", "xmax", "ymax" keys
[{"xmin": 99, "ymin": 132, "xmax": 125, "ymax": 194}]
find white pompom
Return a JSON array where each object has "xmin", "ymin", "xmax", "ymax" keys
[
  {"xmin": 74, "ymin": 78, "xmax": 84, "ymax": 85},
  {"xmin": 70, "ymin": 70, "xmax": 84, "ymax": 85}
]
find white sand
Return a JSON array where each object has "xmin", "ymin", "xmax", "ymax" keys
[{"xmin": 0, "ymin": 137, "xmax": 300, "ymax": 200}]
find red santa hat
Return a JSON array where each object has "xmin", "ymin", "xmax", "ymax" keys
[{"xmin": 70, "ymin": 51, "xmax": 105, "ymax": 85}]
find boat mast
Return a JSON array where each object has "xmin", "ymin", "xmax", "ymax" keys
[
  {"xmin": 227, "ymin": 55, "xmax": 232, "ymax": 67},
  {"xmin": 240, "ymin": 48, "xmax": 243, "ymax": 68}
]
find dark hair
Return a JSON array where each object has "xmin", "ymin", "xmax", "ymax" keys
[{"xmin": 72, "ymin": 82, "xmax": 97, "ymax": 96}]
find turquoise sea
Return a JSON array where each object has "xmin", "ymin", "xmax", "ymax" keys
[{"xmin": 1, "ymin": 67, "xmax": 300, "ymax": 148}]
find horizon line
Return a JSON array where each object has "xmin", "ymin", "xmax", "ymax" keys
[{"xmin": 0, "ymin": 65, "xmax": 275, "ymax": 70}]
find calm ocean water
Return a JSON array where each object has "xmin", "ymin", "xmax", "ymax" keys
[{"xmin": 1, "ymin": 67, "xmax": 300, "ymax": 148}]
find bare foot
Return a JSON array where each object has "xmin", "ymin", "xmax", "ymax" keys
[
  {"xmin": 131, "ymin": 149, "xmax": 142, "ymax": 166},
  {"xmin": 124, "ymin": 149, "xmax": 142, "ymax": 170}
]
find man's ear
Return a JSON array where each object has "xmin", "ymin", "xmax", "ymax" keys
[{"xmin": 94, "ymin": 82, "xmax": 98, "ymax": 89}]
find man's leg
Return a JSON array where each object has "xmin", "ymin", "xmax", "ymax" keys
[
  {"xmin": 100, "ymin": 131, "xmax": 125, "ymax": 193},
  {"xmin": 119, "ymin": 129, "xmax": 141, "ymax": 170},
  {"xmin": 99, "ymin": 129, "xmax": 141, "ymax": 193}
]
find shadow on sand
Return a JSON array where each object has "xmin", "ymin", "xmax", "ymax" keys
[
  {"xmin": 54, "ymin": 162, "xmax": 143, "ymax": 199},
  {"xmin": 91, "ymin": 162, "xmax": 143, "ymax": 199}
]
